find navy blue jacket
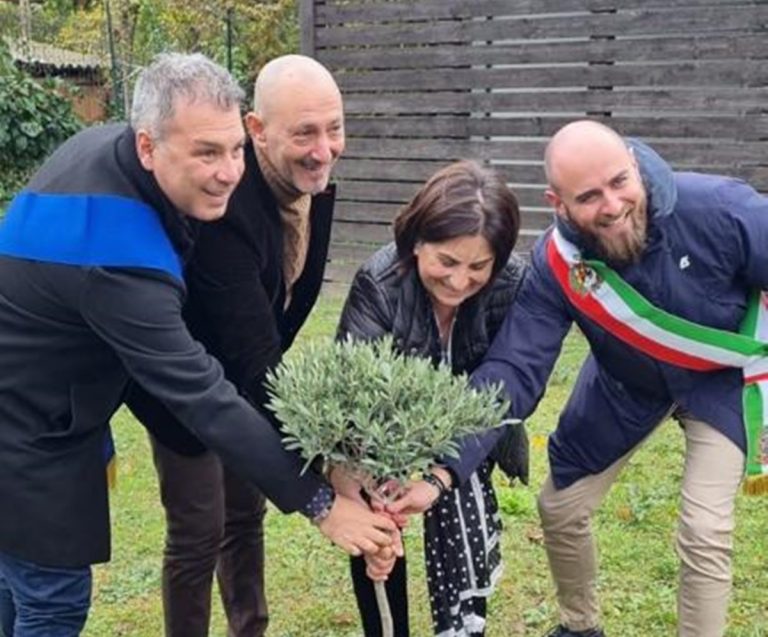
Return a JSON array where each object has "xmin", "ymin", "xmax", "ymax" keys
[{"xmin": 451, "ymin": 141, "xmax": 768, "ymax": 488}]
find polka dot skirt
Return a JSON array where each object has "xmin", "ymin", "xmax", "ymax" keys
[{"xmin": 424, "ymin": 460, "xmax": 502, "ymax": 636}]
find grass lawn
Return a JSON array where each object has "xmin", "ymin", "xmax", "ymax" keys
[{"xmin": 86, "ymin": 291, "xmax": 768, "ymax": 636}]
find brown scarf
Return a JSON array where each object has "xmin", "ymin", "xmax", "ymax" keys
[{"xmin": 255, "ymin": 146, "xmax": 312, "ymax": 308}]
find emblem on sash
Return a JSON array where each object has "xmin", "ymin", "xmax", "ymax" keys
[{"xmin": 568, "ymin": 261, "xmax": 602, "ymax": 296}]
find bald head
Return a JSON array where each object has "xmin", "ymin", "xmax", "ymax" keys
[
  {"xmin": 253, "ymin": 54, "xmax": 341, "ymax": 120},
  {"xmin": 544, "ymin": 120, "xmax": 629, "ymax": 193},
  {"xmin": 543, "ymin": 119, "xmax": 648, "ymax": 265},
  {"xmin": 246, "ymin": 54, "xmax": 345, "ymax": 195}
]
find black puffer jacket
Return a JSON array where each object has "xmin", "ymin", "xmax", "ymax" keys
[{"xmin": 338, "ymin": 242, "xmax": 527, "ymax": 377}]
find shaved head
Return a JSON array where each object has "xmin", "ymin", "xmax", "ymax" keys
[
  {"xmin": 543, "ymin": 119, "xmax": 648, "ymax": 265},
  {"xmin": 544, "ymin": 120, "xmax": 629, "ymax": 193},
  {"xmin": 246, "ymin": 54, "xmax": 344, "ymax": 195},
  {"xmin": 253, "ymin": 55, "xmax": 340, "ymax": 120}
]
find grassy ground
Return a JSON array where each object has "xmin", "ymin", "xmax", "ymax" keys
[{"xmin": 85, "ymin": 291, "xmax": 768, "ymax": 636}]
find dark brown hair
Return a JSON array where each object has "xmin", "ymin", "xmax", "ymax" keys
[{"xmin": 394, "ymin": 160, "xmax": 520, "ymax": 276}]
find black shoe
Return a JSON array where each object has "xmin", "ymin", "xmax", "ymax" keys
[{"xmin": 545, "ymin": 625, "xmax": 606, "ymax": 637}]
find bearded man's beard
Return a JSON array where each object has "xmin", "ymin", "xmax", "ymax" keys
[{"xmin": 575, "ymin": 205, "xmax": 648, "ymax": 267}]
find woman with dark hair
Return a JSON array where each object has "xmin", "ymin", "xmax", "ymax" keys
[{"xmin": 334, "ymin": 160, "xmax": 528, "ymax": 636}]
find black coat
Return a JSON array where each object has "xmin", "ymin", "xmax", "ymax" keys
[
  {"xmin": 337, "ymin": 243, "xmax": 527, "ymax": 375},
  {"xmin": 0, "ymin": 126, "xmax": 325, "ymax": 568},
  {"xmin": 127, "ymin": 141, "xmax": 334, "ymax": 455}
]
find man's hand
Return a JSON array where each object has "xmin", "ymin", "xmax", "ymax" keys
[
  {"xmin": 317, "ymin": 494, "xmax": 403, "ymax": 557},
  {"xmin": 490, "ymin": 419, "xmax": 529, "ymax": 485},
  {"xmin": 365, "ymin": 544, "xmax": 398, "ymax": 581},
  {"xmin": 328, "ymin": 465, "xmax": 366, "ymax": 507}
]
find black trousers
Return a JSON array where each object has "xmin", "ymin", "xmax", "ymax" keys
[{"xmin": 350, "ymin": 554, "xmax": 409, "ymax": 637}]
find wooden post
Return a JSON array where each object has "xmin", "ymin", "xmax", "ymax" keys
[{"xmin": 300, "ymin": 0, "xmax": 316, "ymax": 57}]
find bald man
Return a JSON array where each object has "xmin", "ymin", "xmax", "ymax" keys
[
  {"xmin": 127, "ymin": 55, "xmax": 346, "ymax": 637},
  {"xmin": 442, "ymin": 120, "xmax": 768, "ymax": 636}
]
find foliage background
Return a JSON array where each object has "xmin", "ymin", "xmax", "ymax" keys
[
  {"xmin": 0, "ymin": 41, "xmax": 82, "ymax": 206},
  {"xmin": 0, "ymin": 0, "xmax": 299, "ymax": 206},
  {"xmin": 2, "ymin": 1, "xmax": 298, "ymax": 87},
  {"xmin": 90, "ymin": 294, "xmax": 768, "ymax": 637}
]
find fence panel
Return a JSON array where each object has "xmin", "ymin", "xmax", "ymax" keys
[{"xmin": 303, "ymin": 0, "xmax": 768, "ymax": 288}]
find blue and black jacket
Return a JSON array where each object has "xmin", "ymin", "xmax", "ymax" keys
[{"xmin": 0, "ymin": 124, "xmax": 325, "ymax": 568}]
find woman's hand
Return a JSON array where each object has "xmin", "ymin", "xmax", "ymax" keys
[
  {"xmin": 329, "ymin": 469, "xmax": 409, "ymax": 527},
  {"xmin": 386, "ymin": 467, "xmax": 453, "ymax": 516}
]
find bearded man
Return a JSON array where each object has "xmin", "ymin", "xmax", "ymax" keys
[{"xmin": 406, "ymin": 120, "xmax": 768, "ymax": 637}]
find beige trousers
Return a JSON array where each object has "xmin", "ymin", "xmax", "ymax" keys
[{"xmin": 537, "ymin": 416, "xmax": 744, "ymax": 636}]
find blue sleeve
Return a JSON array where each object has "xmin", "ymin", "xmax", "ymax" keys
[
  {"xmin": 445, "ymin": 241, "xmax": 574, "ymax": 483},
  {"xmin": 718, "ymin": 179, "xmax": 768, "ymax": 289}
]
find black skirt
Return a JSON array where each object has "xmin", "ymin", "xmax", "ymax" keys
[{"xmin": 423, "ymin": 460, "xmax": 502, "ymax": 636}]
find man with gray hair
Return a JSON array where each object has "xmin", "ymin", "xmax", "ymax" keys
[
  {"xmin": 0, "ymin": 52, "xmax": 397, "ymax": 637},
  {"xmin": 128, "ymin": 53, "xmax": 348, "ymax": 637}
]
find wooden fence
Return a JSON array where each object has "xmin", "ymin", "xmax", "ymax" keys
[{"xmin": 301, "ymin": 0, "xmax": 768, "ymax": 288}]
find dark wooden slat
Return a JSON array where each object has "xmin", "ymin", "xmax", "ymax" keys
[
  {"xmin": 345, "ymin": 117, "xmax": 469, "ymax": 139},
  {"xmin": 343, "ymin": 115, "xmax": 768, "ymax": 141},
  {"xmin": 343, "ymin": 87, "xmax": 768, "ymax": 115},
  {"xmin": 330, "ymin": 242, "xmax": 385, "ymax": 264},
  {"xmin": 331, "ymin": 221, "xmax": 393, "ymax": 245},
  {"xmin": 337, "ymin": 180, "xmax": 422, "ymax": 203},
  {"xmin": 336, "ymin": 159, "xmax": 549, "ymax": 185},
  {"xmin": 344, "ymin": 137, "xmax": 768, "ymax": 165},
  {"xmin": 333, "ymin": 201, "xmax": 402, "ymax": 222},
  {"xmin": 335, "ymin": 199, "xmax": 552, "ymax": 226},
  {"xmin": 319, "ymin": 0, "xmax": 761, "ymax": 26},
  {"xmin": 319, "ymin": 34, "xmax": 768, "ymax": 70},
  {"xmin": 334, "ymin": 160, "xmax": 768, "ymax": 191},
  {"xmin": 320, "ymin": 0, "xmax": 571, "ymax": 26},
  {"xmin": 336, "ymin": 158, "xmax": 454, "ymax": 182},
  {"xmin": 317, "ymin": 7, "xmax": 768, "ymax": 48},
  {"xmin": 337, "ymin": 181, "xmax": 550, "ymax": 210},
  {"xmin": 336, "ymin": 60, "xmax": 768, "ymax": 93}
]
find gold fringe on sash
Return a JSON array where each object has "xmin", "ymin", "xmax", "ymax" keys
[{"xmin": 743, "ymin": 473, "xmax": 768, "ymax": 496}]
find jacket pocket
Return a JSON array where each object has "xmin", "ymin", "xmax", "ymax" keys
[{"xmin": 36, "ymin": 376, "xmax": 125, "ymax": 445}]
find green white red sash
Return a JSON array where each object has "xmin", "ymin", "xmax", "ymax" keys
[{"xmin": 547, "ymin": 228, "xmax": 768, "ymax": 493}]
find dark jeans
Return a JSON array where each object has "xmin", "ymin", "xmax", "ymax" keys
[
  {"xmin": 350, "ymin": 553, "xmax": 409, "ymax": 637},
  {"xmin": 0, "ymin": 570, "xmax": 14, "ymax": 637},
  {"xmin": 0, "ymin": 551, "xmax": 91, "ymax": 637},
  {"xmin": 151, "ymin": 435, "xmax": 268, "ymax": 637}
]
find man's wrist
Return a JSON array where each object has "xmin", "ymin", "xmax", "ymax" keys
[{"xmin": 302, "ymin": 484, "xmax": 336, "ymax": 525}]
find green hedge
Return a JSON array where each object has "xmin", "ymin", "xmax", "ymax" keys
[{"xmin": 0, "ymin": 41, "xmax": 82, "ymax": 207}]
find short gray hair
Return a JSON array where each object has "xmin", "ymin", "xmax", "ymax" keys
[{"xmin": 130, "ymin": 52, "xmax": 245, "ymax": 137}]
